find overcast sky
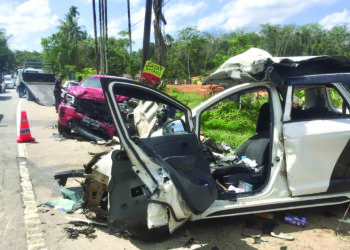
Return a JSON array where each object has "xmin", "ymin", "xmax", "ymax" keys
[{"xmin": 0, "ymin": 0, "xmax": 349, "ymax": 52}]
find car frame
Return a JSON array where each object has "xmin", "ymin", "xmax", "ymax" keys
[
  {"xmin": 58, "ymin": 75, "xmax": 129, "ymax": 142},
  {"xmin": 55, "ymin": 53, "xmax": 350, "ymax": 241}
]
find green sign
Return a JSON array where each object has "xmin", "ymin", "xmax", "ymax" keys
[{"xmin": 143, "ymin": 61, "xmax": 165, "ymax": 78}]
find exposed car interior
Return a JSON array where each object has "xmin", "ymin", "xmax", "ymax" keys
[
  {"xmin": 210, "ymin": 101, "xmax": 271, "ymax": 197},
  {"xmin": 290, "ymin": 85, "xmax": 350, "ymax": 120},
  {"xmin": 112, "ymin": 84, "xmax": 273, "ymax": 207}
]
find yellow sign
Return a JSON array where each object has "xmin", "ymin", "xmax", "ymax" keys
[{"xmin": 143, "ymin": 61, "xmax": 165, "ymax": 78}]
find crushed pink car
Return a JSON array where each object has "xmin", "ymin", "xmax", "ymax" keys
[{"xmin": 58, "ymin": 75, "xmax": 130, "ymax": 142}]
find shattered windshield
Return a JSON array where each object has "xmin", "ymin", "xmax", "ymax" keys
[{"xmin": 81, "ymin": 77, "xmax": 102, "ymax": 88}]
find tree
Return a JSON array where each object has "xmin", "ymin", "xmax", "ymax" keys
[
  {"xmin": 0, "ymin": 29, "xmax": 15, "ymax": 72},
  {"xmin": 14, "ymin": 50, "xmax": 43, "ymax": 66},
  {"xmin": 228, "ymin": 32, "xmax": 259, "ymax": 57},
  {"xmin": 177, "ymin": 27, "xmax": 205, "ymax": 79},
  {"xmin": 41, "ymin": 6, "xmax": 87, "ymax": 76}
]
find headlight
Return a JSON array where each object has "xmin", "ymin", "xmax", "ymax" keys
[{"xmin": 65, "ymin": 93, "xmax": 76, "ymax": 106}]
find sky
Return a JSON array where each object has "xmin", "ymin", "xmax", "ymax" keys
[{"xmin": 0, "ymin": 0, "xmax": 349, "ymax": 52}]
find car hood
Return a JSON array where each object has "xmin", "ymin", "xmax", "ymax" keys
[
  {"xmin": 69, "ymin": 86, "xmax": 106, "ymax": 102},
  {"xmin": 68, "ymin": 85, "xmax": 131, "ymax": 102}
]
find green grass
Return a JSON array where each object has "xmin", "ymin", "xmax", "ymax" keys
[
  {"xmin": 166, "ymin": 89, "xmax": 266, "ymax": 149},
  {"xmin": 166, "ymin": 88, "xmax": 208, "ymax": 109}
]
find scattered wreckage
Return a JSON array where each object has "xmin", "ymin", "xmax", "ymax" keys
[
  {"xmin": 58, "ymin": 75, "xmax": 130, "ymax": 143},
  {"xmin": 55, "ymin": 48, "xmax": 350, "ymax": 241}
]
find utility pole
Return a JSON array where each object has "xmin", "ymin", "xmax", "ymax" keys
[
  {"xmin": 141, "ymin": 0, "xmax": 152, "ymax": 71},
  {"xmin": 127, "ymin": 0, "xmax": 132, "ymax": 56},
  {"xmin": 92, "ymin": 0, "xmax": 99, "ymax": 74},
  {"xmin": 98, "ymin": 0, "xmax": 108, "ymax": 75},
  {"xmin": 153, "ymin": 0, "xmax": 167, "ymax": 65},
  {"xmin": 104, "ymin": 0, "xmax": 108, "ymax": 74}
]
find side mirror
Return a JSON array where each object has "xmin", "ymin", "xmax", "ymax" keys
[{"xmin": 163, "ymin": 119, "xmax": 186, "ymax": 135}]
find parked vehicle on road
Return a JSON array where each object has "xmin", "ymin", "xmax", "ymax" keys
[
  {"xmin": 55, "ymin": 49, "xmax": 350, "ymax": 241},
  {"xmin": 4, "ymin": 74, "xmax": 15, "ymax": 89},
  {"xmin": 16, "ymin": 62, "xmax": 56, "ymax": 105},
  {"xmin": 58, "ymin": 75, "xmax": 130, "ymax": 142}
]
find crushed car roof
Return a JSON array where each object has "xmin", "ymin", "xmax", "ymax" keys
[{"xmin": 204, "ymin": 48, "xmax": 350, "ymax": 87}]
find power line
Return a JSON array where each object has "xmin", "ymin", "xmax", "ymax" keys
[{"xmin": 118, "ymin": 0, "xmax": 170, "ymax": 34}]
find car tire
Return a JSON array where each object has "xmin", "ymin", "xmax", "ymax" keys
[
  {"xmin": 58, "ymin": 122, "xmax": 71, "ymax": 135},
  {"xmin": 127, "ymin": 224, "xmax": 170, "ymax": 242}
]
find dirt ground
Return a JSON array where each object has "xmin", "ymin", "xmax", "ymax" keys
[
  {"xmin": 21, "ymin": 99, "xmax": 350, "ymax": 250},
  {"xmin": 167, "ymin": 84, "xmax": 225, "ymax": 97}
]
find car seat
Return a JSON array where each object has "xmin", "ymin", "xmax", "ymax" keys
[
  {"xmin": 213, "ymin": 102, "xmax": 271, "ymax": 188},
  {"xmin": 235, "ymin": 102, "xmax": 271, "ymax": 165}
]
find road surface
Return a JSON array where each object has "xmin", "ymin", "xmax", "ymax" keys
[{"xmin": 0, "ymin": 89, "xmax": 27, "ymax": 249}]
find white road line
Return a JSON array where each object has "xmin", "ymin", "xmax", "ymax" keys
[{"xmin": 17, "ymin": 100, "xmax": 47, "ymax": 250}]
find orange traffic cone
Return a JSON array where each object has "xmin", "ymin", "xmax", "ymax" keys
[{"xmin": 17, "ymin": 111, "xmax": 35, "ymax": 143}]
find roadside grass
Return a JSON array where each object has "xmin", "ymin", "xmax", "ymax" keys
[
  {"xmin": 167, "ymin": 88, "xmax": 207, "ymax": 108},
  {"xmin": 166, "ymin": 89, "xmax": 266, "ymax": 148}
]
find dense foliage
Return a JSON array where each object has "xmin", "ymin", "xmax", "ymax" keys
[
  {"xmin": 2, "ymin": 6, "xmax": 350, "ymax": 80},
  {"xmin": 0, "ymin": 29, "xmax": 15, "ymax": 73}
]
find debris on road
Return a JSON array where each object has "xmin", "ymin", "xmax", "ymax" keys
[
  {"xmin": 270, "ymin": 232, "xmax": 295, "ymax": 241},
  {"xmin": 184, "ymin": 237, "xmax": 195, "ymax": 248},
  {"xmin": 65, "ymin": 217, "xmax": 107, "ymax": 227},
  {"xmin": 44, "ymin": 187, "xmax": 84, "ymax": 212},
  {"xmin": 63, "ymin": 225, "xmax": 96, "ymax": 240},
  {"xmin": 61, "ymin": 187, "xmax": 84, "ymax": 203},
  {"xmin": 50, "ymin": 133, "xmax": 66, "ymax": 141},
  {"xmin": 284, "ymin": 215, "xmax": 306, "ymax": 227},
  {"xmin": 44, "ymin": 199, "xmax": 78, "ymax": 212}
]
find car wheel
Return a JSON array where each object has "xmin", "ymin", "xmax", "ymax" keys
[
  {"xmin": 58, "ymin": 122, "xmax": 71, "ymax": 135},
  {"xmin": 127, "ymin": 224, "xmax": 170, "ymax": 242}
]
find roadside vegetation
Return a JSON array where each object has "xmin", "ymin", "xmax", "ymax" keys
[
  {"xmin": 167, "ymin": 88, "xmax": 207, "ymax": 108},
  {"xmin": 1, "ymin": 5, "xmax": 350, "ymax": 79},
  {"xmin": 167, "ymin": 88, "xmax": 269, "ymax": 148}
]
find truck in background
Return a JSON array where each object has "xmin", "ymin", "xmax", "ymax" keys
[{"xmin": 16, "ymin": 62, "xmax": 56, "ymax": 106}]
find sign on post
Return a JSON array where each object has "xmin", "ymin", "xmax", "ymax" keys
[{"xmin": 140, "ymin": 61, "xmax": 165, "ymax": 87}]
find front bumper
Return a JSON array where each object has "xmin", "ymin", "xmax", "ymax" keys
[{"xmin": 58, "ymin": 102, "xmax": 116, "ymax": 138}]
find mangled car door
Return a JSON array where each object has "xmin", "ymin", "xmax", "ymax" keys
[
  {"xmin": 101, "ymin": 78, "xmax": 217, "ymax": 233},
  {"xmin": 283, "ymin": 74, "xmax": 350, "ymax": 196}
]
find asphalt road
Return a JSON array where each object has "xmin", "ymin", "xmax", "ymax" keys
[{"xmin": 0, "ymin": 89, "xmax": 27, "ymax": 249}]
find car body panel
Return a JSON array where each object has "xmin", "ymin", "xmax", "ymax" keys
[
  {"xmin": 283, "ymin": 119, "xmax": 350, "ymax": 196},
  {"xmin": 69, "ymin": 86, "xmax": 106, "ymax": 102},
  {"xmin": 99, "ymin": 74, "xmax": 350, "ymax": 233},
  {"xmin": 101, "ymin": 78, "xmax": 218, "ymax": 232},
  {"xmin": 58, "ymin": 75, "xmax": 130, "ymax": 141},
  {"xmin": 59, "ymin": 51, "xmax": 350, "ymax": 238}
]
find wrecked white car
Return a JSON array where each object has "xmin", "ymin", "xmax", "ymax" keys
[{"xmin": 56, "ymin": 50, "xmax": 350, "ymax": 241}]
